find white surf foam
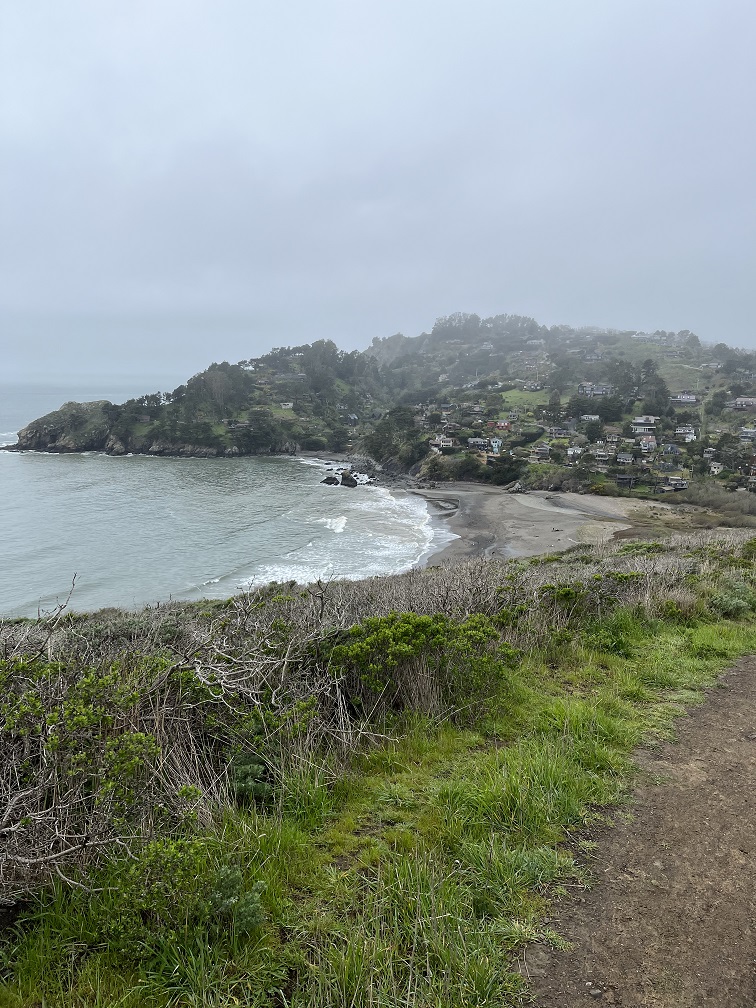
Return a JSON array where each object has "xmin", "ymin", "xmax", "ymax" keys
[{"xmin": 317, "ymin": 516, "xmax": 347, "ymax": 533}]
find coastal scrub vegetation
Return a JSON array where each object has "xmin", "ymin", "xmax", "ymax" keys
[{"xmin": 2, "ymin": 531, "xmax": 756, "ymax": 1005}]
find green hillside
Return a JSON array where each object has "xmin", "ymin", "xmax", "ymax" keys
[{"xmin": 9, "ymin": 311, "xmax": 756, "ymax": 498}]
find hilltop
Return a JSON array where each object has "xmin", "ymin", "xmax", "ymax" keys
[{"xmin": 8, "ymin": 311, "xmax": 756, "ymax": 500}]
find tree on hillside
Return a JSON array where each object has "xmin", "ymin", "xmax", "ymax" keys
[
  {"xmin": 566, "ymin": 395, "xmax": 625, "ymax": 423},
  {"xmin": 602, "ymin": 359, "xmax": 639, "ymax": 398},
  {"xmin": 483, "ymin": 456, "xmax": 526, "ymax": 485},
  {"xmin": 584, "ymin": 420, "xmax": 604, "ymax": 442},
  {"xmin": 637, "ymin": 358, "xmax": 670, "ymax": 415}
]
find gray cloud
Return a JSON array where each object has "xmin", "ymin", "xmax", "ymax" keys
[{"xmin": 2, "ymin": 0, "xmax": 755, "ymax": 380}]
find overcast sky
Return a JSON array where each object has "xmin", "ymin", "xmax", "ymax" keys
[{"xmin": 2, "ymin": 1, "xmax": 755, "ymax": 382}]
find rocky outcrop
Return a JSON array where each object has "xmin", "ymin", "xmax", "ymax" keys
[
  {"xmin": 146, "ymin": 441, "xmax": 220, "ymax": 458},
  {"xmin": 12, "ymin": 401, "xmax": 113, "ymax": 452},
  {"xmin": 105, "ymin": 435, "xmax": 127, "ymax": 455}
]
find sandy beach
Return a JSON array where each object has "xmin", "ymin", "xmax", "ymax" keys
[{"xmin": 413, "ymin": 486, "xmax": 674, "ymax": 563}]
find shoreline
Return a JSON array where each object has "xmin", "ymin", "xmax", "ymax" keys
[
  {"xmin": 412, "ymin": 485, "xmax": 675, "ymax": 564},
  {"xmin": 1, "ymin": 444, "xmax": 676, "ymax": 611}
]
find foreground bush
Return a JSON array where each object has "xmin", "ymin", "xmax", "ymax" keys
[{"xmin": 2, "ymin": 529, "xmax": 756, "ymax": 1006}]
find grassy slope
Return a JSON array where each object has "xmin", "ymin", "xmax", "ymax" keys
[{"xmin": 3, "ymin": 539, "xmax": 756, "ymax": 1007}]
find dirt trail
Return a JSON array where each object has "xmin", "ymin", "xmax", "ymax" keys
[{"xmin": 519, "ymin": 656, "xmax": 756, "ymax": 1007}]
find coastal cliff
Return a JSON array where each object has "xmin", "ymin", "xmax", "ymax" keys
[
  {"xmin": 6, "ymin": 341, "xmax": 386, "ymax": 459},
  {"xmin": 9, "ymin": 399, "xmax": 300, "ymax": 458},
  {"xmin": 14, "ymin": 400, "xmax": 114, "ymax": 453}
]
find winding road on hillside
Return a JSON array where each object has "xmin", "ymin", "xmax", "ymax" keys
[{"xmin": 519, "ymin": 657, "xmax": 756, "ymax": 1007}]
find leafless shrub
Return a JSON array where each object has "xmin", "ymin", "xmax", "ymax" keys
[{"xmin": 1, "ymin": 527, "xmax": 753, "ymax": 901}]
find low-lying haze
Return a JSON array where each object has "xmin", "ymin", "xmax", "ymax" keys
[{"xmin": 2, "ymin": 1, "xmax": 755, "ymax": 381}]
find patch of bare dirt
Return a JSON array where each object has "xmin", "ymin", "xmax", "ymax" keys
[{"xmin": 519, "ymin": 657, "xmax": 756, "ymax": 1007}]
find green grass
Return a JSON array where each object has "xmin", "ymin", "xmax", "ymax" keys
[
  {"xmin": 4, "ymin": 612, "xmax": 756, "ymax": 1007},
  {"xmin": 499, "ymin": 389, "xmax": 550, "ymax": 411}
]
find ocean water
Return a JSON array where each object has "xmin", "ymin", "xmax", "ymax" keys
[{"xmin": 0, "ymin": 384, "xmax": 452, "ymax": 617}]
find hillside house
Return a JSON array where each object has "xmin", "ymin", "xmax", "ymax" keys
[
  {"xmin": 430, "ymin": 436, "xmax": 455, "ymax": 451},
  {"xmin": 616, "ymin": 452, "xmax": 635, "ymax": 465},
  {"xmin": 710, "ymin": 461, "xmax": 725, "ymax": 475},
  {"xmin": 631, "ymin": 418, "xmax": 657, "ymax": 435},
  {"xmin": 468, "ymin": 437, "xmax": 490, "ymax": 449},
  {"xmin": 675, "ymin": 424, "xmax": 696, "ymax": 442},
  {"xmin": 670, "ymin": 393, "xmax": 699, "ymax": 405},
  {"xmin": 581, "ymin": 414, "xmax": 600, "ymax": 422},
  {"xmin": 578, "ymin": 382, "xmax": 615, "ymax": 397},
  {"xmin": 639, "ymin": 436, "xmax": 657, "ymax": 452}
]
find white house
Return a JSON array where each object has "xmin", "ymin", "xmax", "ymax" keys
[
  {"xmin": 631, "ymin": 420, "xmax": 657, "ymax": 435},
  {"xmin": 430, "ymin": 436, "xmax": 455, "ymax": 450},
  {"xmin": 675, "ymin": 425, "xmax": 697, "ymax": 443}
]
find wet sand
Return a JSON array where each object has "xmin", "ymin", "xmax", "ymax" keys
[{"xmin": 414, "ymin": 486, "xmax": 672, "ymax": 562}]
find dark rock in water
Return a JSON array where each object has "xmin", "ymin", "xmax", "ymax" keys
[
  {"xmin": 321, "ymin": 475, "xmax": 340, "ymax": 485},
  {"xmin": 340, "ymin": 471, "xmax": 359, "ymax": 487}
]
